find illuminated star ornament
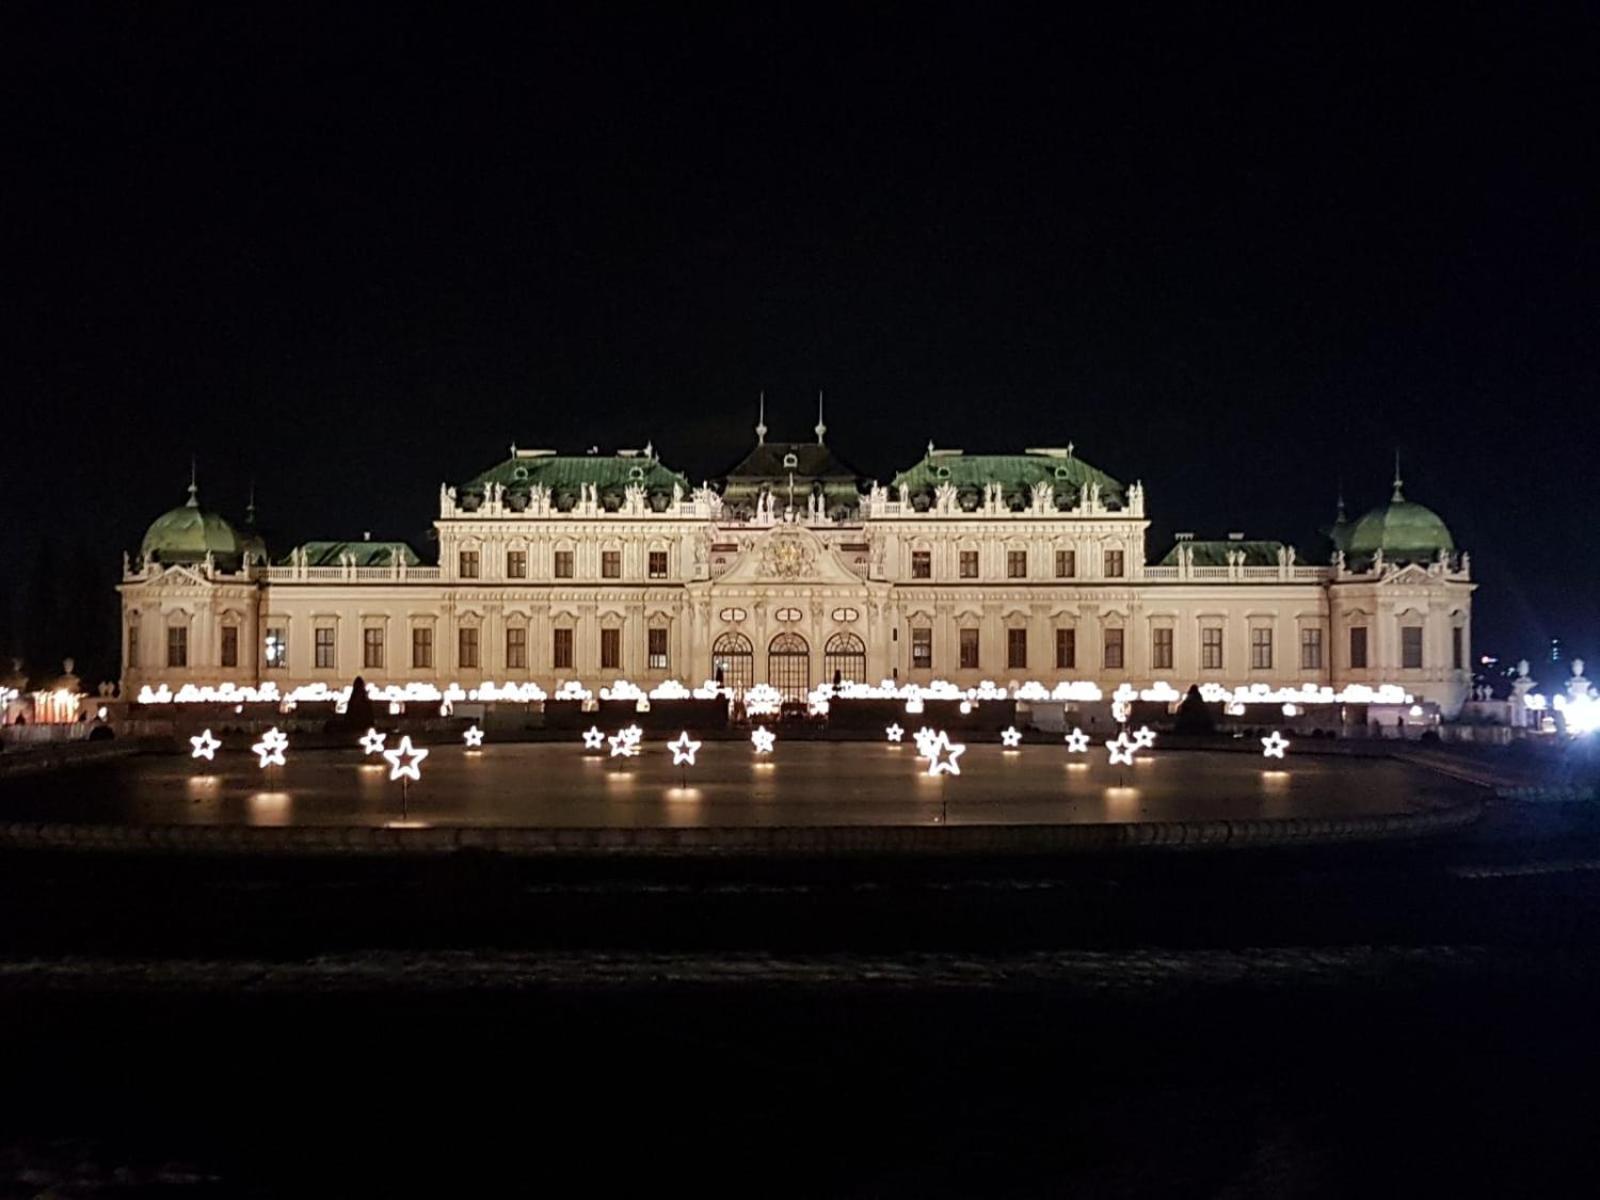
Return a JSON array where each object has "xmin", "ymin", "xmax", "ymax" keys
[
  {"xmin": 1064, "ymin": 727, "xmax": 1091, "ymax": 754},
  {"xmin": 581, "ymin": 726, "xmax": 606, "ymax": 750},
  {"xmin": 1106, "ymin": 732, "xmax": 1135, "ymax": 766},
  {"xmin": 608, "ymin": 725, "xmax": 643, "ymax": 758},
  {"xmin": 360, "ymin": 728, "xmax": 387, "ymax": 756},
  {"xmin": 885, "ymin": 723, "xmax": 905, "ymax": 743},
  {"xmin": 1132, "ymin": 726, "xmax": 1157, "ymax": 750},
  {"xmin": 1000, "ymin": 727, "xmax": 1022, "ymax": 748},
  {"xmin": 922, "ymin": 730, "xmax": 966, "ymax": 777},
  {"xmin": 189, "ymin": 728, "xmax": 220, "ymax": 761},
  {"xmin": 251, "ymin": 726, "xmax": 289, "ymax": 769},
  {"xmin": 750, "ymin": 726, "xmax": 776, "ymax": 754},
  {"xmin": 669, "ymin": 731, "xmax": 702, "ymax": 766},
  {"xmin": 913, "ymin": 727, "xmax": 939, "ymax": 757},
  {"xmin": 1261, "ymin": 730, "xmax": 1291, "ymax": 759},
  {"xmin": 463, "ymin": 724, "xmax": 485, "ymax": 748},
  {"xmin": 383, "ymin": 734, "xmax": 429, "ymax": 781}
]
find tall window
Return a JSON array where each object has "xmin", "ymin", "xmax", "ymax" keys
[
  {"xmin": 959, "ymin": 627, "xmax": 980, "ymax": 669},
  {"xmin": 1401, "ymin": 626, "xmax": 1423, "ymax": 669},
  {"xmin": 959, "ymin": 550, "xmax": 978, "ymax": 578},
  {"xmin": 1055, "ymin": 549, "xmax": 1075, "ymax": 578},
  {"xmin": 264, "ymin": 627, "xmax": 286, "ymax": 669},
  {"xmin": 220, "ymin": 625, "xmax": 239, "ymax": 669},
  {"xmin": 1201, "ymin": 627, "xmax": 1223, "ymax": 670},
  {"xmin": 1151, "ymin": 627, "xmax": 1173, "ymax": 670},
  {"xmin": 1349, "ymin": 626, "xmax": 1368, "ymax": 669},
  {"xmin": 505, "ymin": 627, "xmax": 526, "ymax": 669},
  {"xmin": 1055, "ymin": 628, "xmax": 1076, "ymax": 670},
  {"xmin": 911, "ymin": 627, "xmax": 933, "ymax": 670},
  {"xmin": 412, "ymin": 627, "xmax": 433, "ymax": 669},
  {"xmin": 911, "ymin": 550, "xmax": 931, "ymax": 579},
  {"xmin": 648, "ymin": 627, "xmax": 669, "ymax": 670},
  {"xmin": 553, "ymin": 628, "xmax": 573, "ymax": 670},
  {"xmin": 1251, "ymin": 627, "xmax": 1273, "ymax": 670},
  {"xmin": 1007, "ymin": 628, "xmax": 1027, "ymax": 670},
  {"xmin": 1103, "ymin": 628, "xmax": 1124, "ymax": 670},
  {"xmin": 554, "ymin": 550, "xmax": 574, "ymax": 579},
  {"xmin": 458, "ymin": 627, "xmax": 479, "ymax": 670},
  {"xmin": 1007, "ymin": 549, "xmax": 1027, "ymax": 578},
  {"xmin": 1300, "ymin": 628, "xmax": 1323, "ymax": 671},
  {"xmin": 363, "ymin": 627, "xmax": 385, "ymax": 669},
  {"xmin": 648, "ymin": 550, "xmax": 668, "ymax": 579},
  {"xmin": 166, "ymin": 626, "xmax": 188, "ymax": 668},
  {"xmin": 1104, "ymin": 549, "xmax": 1124, "ymax": 578},
  {"xmin": 600, "ymin": 627, "xmax": 621, "ymax": 670},
  {"xmin": 602, "ymin": 550, "xmax": 621, "ymax": 579},
  {"xmin": 506, "ymin": 550, "xmax": 527, "ymax": 579},
  {"xmin": 315, "ymin": 626, "xmax": 336, "ymax": 669},
  {"xmin": 127, "ymin": 623, "xmax": 140, "ymax": 669},
  {"xmin": 1452, "ymin": 626, "xmax": 1464, "ymax": 670},
  {"xmin": 459, "ymin": 549, "xmax": 480, "ymax": 579}
]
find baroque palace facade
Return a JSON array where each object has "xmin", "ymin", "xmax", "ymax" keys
[{"xmin": 120, "ymin": 412, "xmax": 1476, "ymax": 714}]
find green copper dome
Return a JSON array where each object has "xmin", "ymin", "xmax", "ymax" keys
[
  {"xmin": 1345, "ymin": 487, "xmax": 1455, "ymax": 563},
  {"xmin": 140, "ymin": 484, "xmax": 244, "ymax": 566}
]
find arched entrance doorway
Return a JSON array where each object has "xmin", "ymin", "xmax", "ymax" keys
[
  {"xmin": 711, "ymin": 631, "xmax": 754, "ymax": 693},
  {"xmin": 823, "ymin": 631, "xmax": 867, "ymax": 686},
  {"xmin": 767, "ymin": 632, "xmax": 811, "ymax": 703}
]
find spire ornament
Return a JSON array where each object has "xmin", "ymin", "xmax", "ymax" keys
[
  {"xmin": 814, "ymin": 390, "xmax": 826, "ymax": 444},
  {"xmin": 1392, "ymin": 450, "xmax": 1404, "ymax": 501},
  {"xmin": 756, "ymin": 391, "xmax": 767, "ymax": 445}
]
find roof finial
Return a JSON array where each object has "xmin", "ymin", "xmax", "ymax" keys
[
  {"xmin": 927, "ymin": 438, "xmax": 935, "ymax": 458},
  {"xmin": 187, "ymin": 456, "xmax": 199, "ymax": 507},
  {"xmin": 755, "ymin": 391, "xmax": 767, "ymax": 445},
  {"xmin": 1335, "ymin": 476, "xmax": 1347, "ymax": 522},
  {"xmin": 814, "ymin": 390, "xmax": 826, "ymax": 444},
  {"xmin": 246, "ymin": 479, "xmax": 257, "ymax": 526},
  {"xmin": 1392, "ymin": 449, "xmax": 1404, "ymax": 501}
]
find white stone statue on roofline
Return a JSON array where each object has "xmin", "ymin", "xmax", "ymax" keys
[{"xmin": 1570, "ymin": 660, "xmax": 1594, "ymax": 701}]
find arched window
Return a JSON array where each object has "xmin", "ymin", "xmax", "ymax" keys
[
  {"xmin": 823, "ymin": 631, "xmax": 867, "ymax": 685},
  {"xmin": 768, "ymin": 632, "xmax": 811, "ymax": 703},
  {"xmin": 712, "ymin": 631, "xmax": 754, "ymax": 694}
]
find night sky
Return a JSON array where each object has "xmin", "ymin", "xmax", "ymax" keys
[{"xmin": 5, "ymin": 6, "xmax": 1597, "ymax": 680}]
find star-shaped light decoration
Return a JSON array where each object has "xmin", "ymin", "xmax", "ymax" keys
[
  {"xmin": 581, "ymin": 726, "xmax": 606, "ymax": 750},
  {"xmin": 463, "ymin": 724, "xmax": 485, "ymax": 748},
  {"xmin": 608, "ymin": 725, "xmax": 643, "ymax": 758},
  {"xmin": 383, "ymin": 734, "xmax": 429, "ymax": 781},
  {"xmin": 1064, "ymin": 727, "xmax": 1091, "ymax": 754},
  {"xmin": 1000, "ymin": 726, "xmax": 1022, "ymax": 748},
  {"xmin": 913, "ymin": 727, "xmax": 940, "ymax": 757},
  {"xmin": 750, "ymin": 726, "xmax": 775, "ymax": 754},
  {"xmin": 885, "ymin": 723, "xmax": 905, "ymax": 743},
  {"xmin": 1261, "ymin": 730, "xmax": 1291, "ymax": 759},
  {"xmin": 1106, "ymin": 732, "xmax": 1135, "ymax": 766},
  {"xmin": 251, "ymin": 727, "xmax": 289, "ymax": 769},
  {"xmin": 1132, "ymin": 726, "xmax": 1157, "ymax": 749},
  {"xmin": 360, "ymin": 728, "xmax": 387, "ymax": 756},
  {"xmin": 668, "ymin": 731, "xmax": 702, "ymax": 766},
  {"xmin": 923, "ymin": 730, "xmax": 966, "ymax": 777},
  {"xmin": 189, "ymin": 729, "xmax": 220, "ymax": 761}
]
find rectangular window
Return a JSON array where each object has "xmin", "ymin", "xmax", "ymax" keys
[
  {"xmin": 1103, "ymin": 628, "xmax": 1124, "ymax": 670},
  {"xmin": 552, "ymin": 628, "xmax": 574, "ymax": 670},
  {"xmin": 412, "ymin": 627, "xmax": 433, "ymax": 669},
  {"xmin": 602, "ymin": 550, "xmax": 622, "ymax": 579},
  {"xmin": 1401, "ymin": 626, "xmax": 1423, "ymax": 670},
  {"xmin": 1055, "ymin": 628, "xmax": 1076, "ymax": 670},
  {"xmin": 1202, "ymin": 627, "xmax": 1223, "ymax": 670},
  {"xmin": 506, "ymin": 550, "xmax": 527, "ymax": 579},
  {"xmin": 1452, "ymin": 626, "xmax": 1463, "ymax": 670},
  {"xmin": 648, "ymin": 550, "xmax": 668, "ymax": 579},
  {"xmin": 166, "ymin": 626, "xmax": 188, "ymax": 668},
  {"xmin": 363, "ymin": 627, "xmax": 385, "ymax": 670},
  {"xmin": 959, "ymin": 550, "xmax": 978, "ymax": 578},
  {"xmin": 127, "ymin": 623, "xmax": 140, "ymax": 669},
  {"xmin": 1251, "ymin": 627, "xmax": 1273, "ymax": 671},
  {"xmin": 1007, "ymin": 550, "xmax": 1027, "ymax": 579},
  {"xmin": 911, "ymin": 627, "xmax": 933, "ymax": 670},
  {"xmin": 459, "ymin": 550, "xmax": 480, "ymax": 579},
  {"xmin": 648, "ymin": 627, "xmax": 669, "ymax": 670},
  {"xmin": 1007, "ymin": 628, "xmax": 1027, "ymax": 670},
  {"xmin": 911, "ymin": 550, "xmax": 931, "ymax": 579},
  {"xmin": 458, "ymin": 627, "xmax": 479, "ymax": 670},
  {"xmin": 1349, "ymin": 626, "xmax": 1368, "ymax": 669},
  {"xmin": 1055, "ymin": 549, "xmax": 1075, "ymax": 578},
  {"xmin": 505, "ymin": 627, "xmax": 526, "ymax": 669},
  {"xmin": 959, "ymin": 627, "xmax": 980, "ymax": 670},
  {"xmin": 1300, "ymin": 628, "xmax": 1323, "ymax": 671},
  {"xmin": 315, "ymin": 626, "xmax": 336, "ymax": 669},
  {"xmin": 1152, "ymin": 627, "xmax": 1174, "ymax": 670},
  {"xmin": 554, "ymin": 550, "xmax": 574, "ymax": 579},
  {"xmin": 220, "ymin": 625, "xmax": 239, "ymax": 669},
  {"xmin": 264, "ymin": 627, "xmax": 286, "ymax": 669},
  {"xmin": 1104, "ymin": 549, "xmax": 1124, "ymax": 578},
  {"xmin": 600, "ymin": 627, "xmax": 621, "ymax": 670}
]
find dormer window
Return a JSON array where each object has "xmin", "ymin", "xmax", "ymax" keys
[
  {"xmin": 783, "ymin": 452, "xmax": 799, "ymax": 470},
  {"xmin": 511, "ymin": 465, "xmax": 529, "ymax": 481}
]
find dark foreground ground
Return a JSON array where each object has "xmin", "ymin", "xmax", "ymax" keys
[{"xmin": 3, "ymin": 799, "xmax": 1600, "ymax": 1196}]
